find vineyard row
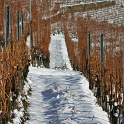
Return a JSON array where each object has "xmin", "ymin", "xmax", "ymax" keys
[{"xmin": 63, "ymin": 14, "xmax": 124, "ymax": 123}]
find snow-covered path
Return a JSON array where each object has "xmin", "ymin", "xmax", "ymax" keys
[
  {"xmin": 49, "ymin": 34, "xmax": 72, "ymax": 70},
  {"xmin": 25, "ymin": 34, "xmax": 110, "ymax": 124},
  {"xmin": 26, "ymin": 67, "xmax": 110, "ymax": 124}
]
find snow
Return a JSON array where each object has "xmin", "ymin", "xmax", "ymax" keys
[
  {"xmin": 13, "ymin": 108, "xmax": 23, "ymax": 124},
  {"xmin": 8, "ymin": 80, "xmax": 31, "ymax": 124},
  {"xmin": 60, "ymin": 0, "xmax": 106, "ymax": 8},
  {"xmin": 49, "ymin": 34, "xmax": 72, "ymax": 70},
  {"xmin": 25, "ymin": 67, "xmax": 110, "ymax": 124},
  {"xmin": 26, "ymin": 36, "xmax": 31, "ymax": 48},
  {"xmin": 25, "ymin": 34, "xmax": 110, "ymax": 124}
]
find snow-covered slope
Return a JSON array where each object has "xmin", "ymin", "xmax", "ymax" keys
[{"xmin": 25, "ymin": 34, "xmax": 110, "ymax": 124}]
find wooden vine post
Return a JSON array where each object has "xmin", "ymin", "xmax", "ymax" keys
[
  {"xmin": 122, "ymin": 39, "xmax": 124, "ymax": 124},
  {"xmin": 5, "ymin": 5, "xmax": 10, "ymax": 45},
  {"xmin": 21, "ymin": 10, "xmax": 24, "ymax": 35},
  {"xmin": 17, "ymin": 11, "xmax": 20, "ymax": 41},
  {"xmin": 100, "ymin": 34, "xmax": 104, "ymax": 107},
  {"xmin": 29, "ymin": 0, "xmax": 33, "ymax": 48},
  {"xmin": 87, "ymin": 33, "xmax": 91, "ymax": 89}
]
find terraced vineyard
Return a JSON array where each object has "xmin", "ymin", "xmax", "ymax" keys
[{"xmin": 0, "ymin": 0, "xmax": 124, "ymax": 124}]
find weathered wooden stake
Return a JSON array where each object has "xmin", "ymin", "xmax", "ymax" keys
[
  {"xmin": 122, "ymin": 40, "xmax": 124, "ymax": 124},
  {"xmin": 29, "ymin": 0, "xmax": 33, "ymax": 48},
  {"xmin": 21, "ymin": 10, "xmax": 24, "ymax": 34},
  {"xmin": 100, "ymin": 34, "xmax": 104, "ymax": 106},
  {"xmin": 4, "ymin": 1, "xmax": 6, "ymax": 42},
  {"xmin": 17, "ymin": 11, "xmax": 20, "ymax": 41},
  {"xmin": 87, "ymin": 33, "xmax": 91, "ymax": 89},
  {"xmin": 5, "ymin": 5, "xmax": 10, "ymax": 45}
]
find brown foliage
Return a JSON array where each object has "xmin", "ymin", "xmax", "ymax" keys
[
  {"xmin": 0, "ymin": 36, "xmax": 28, "ymax": 118},
  {"xmin": 63, "ymin": 14, "xmax": 124, "ymax": 116}
]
